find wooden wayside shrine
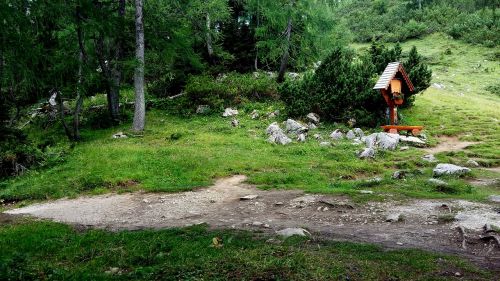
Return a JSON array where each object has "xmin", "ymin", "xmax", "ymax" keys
[{"xmin": 373, "ymin": 62, "xmax": 423, "ymax": 135}]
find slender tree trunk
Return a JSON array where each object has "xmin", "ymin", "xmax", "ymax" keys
[
  {"xmin": 73, "ymin": 51, "xmax": 84, "ymax": 141},
  {"xmin": 206, "ymin": 13, "xmax": 214, "ymax": 64},
  {"xmin": 277, "ymin": 17, "xmax": 292, "ymax": 83},
  {"xmin": 109, "ymin": 0, "xmax": 125, "ymax": 120},
  {"xmin": 254, "ymin": 0, "xmax": 260, "ymax": 71},
  {"xmin": 418, "ymin": 0, "xmax": 422, "ymax": 10},
  {"xmin": 132, "ymin": 0, "xmax": 145, "ymax": 132}
]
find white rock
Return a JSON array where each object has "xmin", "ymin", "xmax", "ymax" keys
[
  {"xmin": 306, "ymin": 113, "xmax": 320, "ymax": 124},
  {"xmin": 488, "ymin": 195, "xmax": 500, "ymax": 203},
  {"xmin": 354, "ymin": 128, "xmax": 364, "ymax": 138},
  {"xmin": 422, "ymin": 154, "xmax": 438, "ymax": 163},
  {"xmin": 266, "ymin": 122, "xmax": 282, "ymax": 135},
  {"xmin": 359, "ymin": 190, "xmax": 374, "ymax": 194},
  {"xmin": 297, "ymin": 134, "xmax": 306, "ymax": 142},
  {"xmin": 377, "ymin": 133, "xmax": 399, "ymax": 150},
  {"xmin": 364, "ymin": 133, "xmax": 377, "ymax": 148},
  {"xmin": 250, "ymin": 110, "xmax": 259, "ymax": 119},
  {"xmin": 319, "ymin": 142, "xmax": 331, "ymax": 147},
  {"xmin": 386, "ymin": 213, "xmax": 401, "ymax": 222},
  {"xmin": 358, "ymin": 147, "xmax": 375, "ymax": 159},
  {"xmin": 231, "ymin": 119, "xmax": 239, "ymax": 127},
  {"xmin": 240, "ymin": 195, "xmax": 259, "ymax": 200},
  {"xmin": 222, "ymin": 108, "xmax": 239, "ymax": 117},
  {"xmin": 268, "ymin": 131, "xmax": 292, "ymax": 145},
  {"xmin": 433, "ymin": 164, "xmax": 471, "ymax": 177},
  {"xmin": 400, "ymin": 146, "xmax": 409, "ymax": 151},
  {"xmin": 346, "ymin": 130, "xmax": 356, "ymax": 140},
  {"xmin": 285, "ymin": 119, "xmax": 308, "ymax": 134},
  {"xmin": 308, "ymin": 123, "xmax": 317, "ymax": 130},
  {"xmin": 466, "ymin": 159, "xmax": 479, "ymax": 167},
  {"xmin": 399, "ymin": 135, "xmax": 426, "ymax": 147},
  {"xmin": 276, "ymin": 227, "xmax": 311, "ymax": 238},
  {"xmin": 313, "ymin": 133, "xmax": 322, "ymax": 140},
  {"xmin": 112, "ymin": 132, "xmax": 128, "ymax": 139},
  {"xmin": 330, "ymin": 129, "xmax": 344, "ymax": 140}
]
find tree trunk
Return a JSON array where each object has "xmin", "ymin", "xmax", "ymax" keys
[
  {"xmin": 277, "ymin": 17, "xmax": 292, "ymax": 83},
  {"xmin": 418, "ymin": 0, "xmax": 422, "ymax": 10},
  {"xmin": 206, "ymin": 13, "xmax": 214, "ymax": 64},
  {"xmin": 109, "ymin": 0, "xmax": 125, "ymax": 121},
  {"xmin": 73, "ymin": 51, "xmax": 84, "ymax": 141},
  {"xmin": 132, "ymin": 0, "xmax": 145, "ymax": 132}
]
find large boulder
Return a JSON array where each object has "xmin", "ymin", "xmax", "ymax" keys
[
  {"xmin": 433, "ymin": 164, "xmax": 471, "ymax": 177},
  {"xmin": 285, "ymin": 119, "xmax": 308, "ymax": 135},
  {"xmin": 330, "ymin": 129, "xmax": 344, "ymax": 140},
  {"xmin": 354, "ymin": 128, "xmax": 364, "ymax": 138},
  {"xmin": 266, "ymin": 122, "xmax": 292, "ymax": 145},
  {"xmin": 377, "ymin": 133, "xmax": 399, "ymax": 150},
  {"xmin": 222, "ymin": 108, "xmax": 238, "ymax": 117}
]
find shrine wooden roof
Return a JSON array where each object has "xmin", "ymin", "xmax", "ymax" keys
[{"xmin": 373, "ymin": 62, "xmax": 414, "ymax": 92}]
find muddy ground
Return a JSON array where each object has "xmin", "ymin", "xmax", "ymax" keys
[{"xmin": 5, "ymin": 175, "xmax": 500, "ymax": 270}]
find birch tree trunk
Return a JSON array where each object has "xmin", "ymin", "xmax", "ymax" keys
[
  {"xmin": 277, "ymin": 16, "xmax": 292, "ymax": 83},
  {"xmin": 206, "ymin": 13, "xmax": 214, "ymax": 64},
  {"xmin": 132, "ymin": 0, "xmax": 145, "ymax": 132}
]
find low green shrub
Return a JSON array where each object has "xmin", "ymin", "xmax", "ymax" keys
[{"xmin": 184, "ymin": 72, "xmax": 278, "ymax": 111}]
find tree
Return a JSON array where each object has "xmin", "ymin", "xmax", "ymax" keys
[{"xmin": 132, "ymin": 0, "xmax": 145, "ymax": 132}]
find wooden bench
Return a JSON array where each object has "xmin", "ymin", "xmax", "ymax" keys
[{"xmin": 381, "ymin": 125, "xmax": 424, "ymax": 136}]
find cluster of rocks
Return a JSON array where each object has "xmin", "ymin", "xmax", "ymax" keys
[{"xmin": 265, "ymin": 113, "xmax": 321, "ymax": 145}]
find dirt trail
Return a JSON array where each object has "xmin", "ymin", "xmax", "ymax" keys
[
  {"xmin": 4, "ymin": 175, "xmax": 500, "ymax": 270},
  {"xmin": 425, "ymin": 136, "xmax": 479, "ymax": 154}
]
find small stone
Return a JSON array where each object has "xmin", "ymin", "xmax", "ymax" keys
[
  {"xmin": 400, "ymin": 146, "xmax": 409, "ymax": 151},
  {"xmin": 323, "ymin": 207, "xmax": 329, "ymax": 212},
  {"xmin": 231, "ymin": 119, "xmax": 239, "ymax": 127},
  {"xmin": 422, "ymin": 154, "xmax": 438, "ymax": 163},
  {"xmin": 330, "ymin": 129, "xmax": 344, "ymax": 140},
  {"xmin": 358, "ymin": 147, "xmax": 375, "ymax": 159},
  {"xmin": 455, "ymin": 272, "xmax": 462, "ymax": 277},
  {"xmin": 250, "ymin": 110, "xmax": 259, "ymax": 119},
  {"xmin": 396, "ymin": 242, "xmax": 404, "ymax": 246},
  {"xmin": 275, "ymin": 202, "xmax": 284, "ymax": 206},
  {"xmin": 297, "ymin": 134, "xmax": 306, "ymax": 142},
  {"xmin": 399, "ymin": 135, "xmax": 426, "ymax": 147},
  {"xmin": 428, "ymin": 178, "xmax": 448, "ymax": 187},
  {"xmin": 488, "ymin": 195, "xmax": 500, "ymax": 203},
  {"xmin": 308, "ymin": 123, "xmax": 317, "ymax": 130},
  {"xmin": 386, "ymin": 213, "xmax": 401, "ymax": 222},
  {"xmin": 306, "ymin": 113, "xmax": 320, "ymax": 124},
  {"xmin": 222, "ymin": 108, "xmax": 238, "ymax": 117},
  {"xmin": 346, "ymin": 130, "xmax": 356, "ymax": 140},
  {"xmin": 240, "ymin": 195, "xmax": 259, "ymax": 200},
  {"xmin": 359, "ymin": 190, "xmax": 374, "ymax": 194},
  {"xmin": 105, "ymin": 267, "xmax": 120, "ymax": 274},
  {"xmin": 313, "ymin": 133, "xmax": 322, "ymax": 140},
  {"xmin": 196, "ymin": 105, "xmax": 210, "ymax": 114},
  {"xmin": 142, "ymin": 199, "xmax": 150, "ymax": 203},
  {"xmin": 112, "ymin": 132, "xmax": 128, "ymax": 139},
  {"xmin": 392, "ymin": 170, "xmax": 406, "ymax": 180},
  {"xmin": 353, "ymin": 128, "xmax": 364, "ymax": 138},
  {"xmin": 319, "ymin": 141, "xmax": 331, "ymax": 147},
  {"xmin": 276, "ymin": 227, "xmax": 311, "ymax": 238},
  {"xmin": 466, "ymin": 159, "xmax": 480, "ymax": 167},
  {"xmin": 252, "ymin": 221, "xmax": 263, "ymax": 226},
  {"xmin": 263, "ymin": 224, "xmax": 270, "ymax": 228}
]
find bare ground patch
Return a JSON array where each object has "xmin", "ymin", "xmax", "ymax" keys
[
  {"xmin": 4, "ymin": 175, "xmax": 500, "ymax": 270},
  {"xmin": 425, "ymin": 136, "xmax": 479, "ymax": 154}
]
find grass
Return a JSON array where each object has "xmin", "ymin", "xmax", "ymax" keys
[
  {"xmin": 1, "ymin": 35, "xmax": 499, "ymax": 204},
  {"xmin": 0, "ymin": 220, "xmax": 494, "ymax": 280}
]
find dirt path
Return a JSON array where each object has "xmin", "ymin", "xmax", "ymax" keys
[
  {"xmin": 4, "ymin": 175, "xmax": 500, "ymax": 270},
  {"xmin": 425, "ymin": 136, "xmax": 479, "ymax": 154}
]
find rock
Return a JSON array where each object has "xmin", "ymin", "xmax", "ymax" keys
[
  {"xmin": 250, "ymin": 110, "xmax": 259, "ymax": 119},
  {"xmin": 196, "ymin": 105, "xmax": 210, "ymax": 114},
  {"xmin": 351, "ymin": 139, "xmax": 364, "ymax": 146},
  {"xmin": 313, "ymin": 133, "xmax": 322, "ymax": 140},
  {"xmin": 346, "ymin": 130, "xmax": 356, "ymax": 140},
  {"xmin": 266, "ymin": 122, "xmax": 282, "ymax": 135},
  {"xmin": 222, "ymin": 108, "xmax": 238, "ymax": 117},
  {"xmin": 364, "ymin": 133, "xmax": 377, "ymax": 148},
  {"xmin": 306, "ymin": 113, "xmax": 320, "ymax": 124},
  {"xmin": 353, "ymin": 128, "xmax": 364, "ymax": 138},
  {"xmin": 308, "ymin": 123, "xmax": 317, "ymax": 130},
  {"xmin": 48, "ymin": 92, "xmax": 58, "ymax": 106},
  {"xmin": 319, "ymin": 142, "xmax": 331, "ymax": 147},
  {"xmin": 288, "ymin": 72, "xmax": 300, "ymax": 80},
  {"xmin": 252, "ymin": 221, "xmax": 263, "ymax": 227},
  {"xmin": 433, "ymin": 164, "xmax": 471, "ymax": 177},
  {"xmin": 285, "ymin": 119, "xmax": 308, "ymax": 135},
  {"xmin": 266, "ymin": 110, "xmax": 280, "ymax": 118},
  {"xmin": 231, "ymin": 119, "xmax": 239, "ymax": 127},
  {"xmin": 488, "ymin": 195, "xmax": 500, "ymax": 203},
  {"xmin": 400, "ymin": 146, "xmax": 409, "ymax": 151},
  {"xmin": 269, "ymin": 132, "xmax": 292, "ymax": 145},
  {"xmin": 428, "ymin": 178, "xmax": 448, "ymax": 187},
  {"xmin": 105, "ymin": 267, "xmax": 120, "ymax": 274},
  {"xmin": 112, "ymin": 132, "xmax": 128, "ymax": 139},
  {"xmin": 466, "ymin": 159, "xmax": 480, "ymax": 167},
  {"xmin": 276, "ymin": 227, "xmax": 311, "ymax": 238},
  {"xmin": 330, "ymin": 129, "xmax": 344, "ymax": 140},
  {"xmin": 252, "ymin": 72, "xmax": 260, "ymax": 78},
  {"xmin": 386, "ymin": 213, "xmax": 401, "ymax": 222},
  {"xmin": 367, "ymin": 177, "xmax": 382, "ymax": 183},
  {"xmin": 377, "ymin": 133, "xmax": 399, "ymax": 150},
  {"xmin": 359, "ymin": 190, "xmax": 374, "ymax": 194},
  {"xmin": 297, "ymin": 134, "xmax": 306, "ymax": 142},
  {"xmin": 240, "ymin": 195, "xmax": 259, "ymax": 200},
  {"xmin": 358, "ymin": 147, "xmax": 375, "ymax": 159},
  {"xmin": 422, "ymin": 154, "xmax": 438, "ymax": 163},
  {"xmin": 392, "ymin": 171, "xmax": 406, "ymax": 179},
  {"xmin": 399, "ymin": 135, "xmax": 426, "ymax": 147}
]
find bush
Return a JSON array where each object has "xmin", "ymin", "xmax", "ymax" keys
[
  {"xmin": 280, "ymin": 47, "xmax": 382, "ymax": 126},
  {"xmin": 184, "ymin": 72, "xmax": 278, "ymax": 111}
]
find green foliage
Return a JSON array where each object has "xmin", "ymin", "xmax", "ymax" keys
[
  {"xmin": 281, "ymin": 47, "xmax": 381, "ymax": 126},
  {"xmin": 185, "ymin": 72, "xmax": 278, "ymax": 110}
]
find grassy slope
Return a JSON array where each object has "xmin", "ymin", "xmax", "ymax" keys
[
  {"xmin": 1, "ymin": 34, "xmax": 499, "ymax": 203},
  {"xmin": 0, "ymin": 220, "xmax": 493, "ymax": 280}
]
